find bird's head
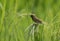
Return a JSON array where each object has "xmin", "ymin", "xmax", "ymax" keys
[{"xmin": 30, "ymin": 14, "xmax": 35, "ymax": 18}]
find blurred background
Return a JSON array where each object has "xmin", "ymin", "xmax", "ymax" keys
[{"xmin": 0, "ymin": 0, "xmax": 60, "ymax": 41}]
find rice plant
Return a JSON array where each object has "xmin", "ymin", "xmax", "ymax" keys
[{"xmin": 0, "ymin": 0, "xmax": 60, "ymax": 41}]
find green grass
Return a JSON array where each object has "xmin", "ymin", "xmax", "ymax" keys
[{"xmin": 0, "ymin": 0, "xmax": 60, "ymax": 41}]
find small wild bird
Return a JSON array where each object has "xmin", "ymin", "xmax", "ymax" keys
[
  {"xmin": 18, "ymin": 13, "xmax": 47, "ymax": 24},
  {"xmin": 30, "ymin": 14, "xmax": 42, "ymax": 24}
]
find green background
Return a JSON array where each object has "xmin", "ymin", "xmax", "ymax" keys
[{"xmin": 0, "ymin": 0, "xmax": 60, "ymax": 41}]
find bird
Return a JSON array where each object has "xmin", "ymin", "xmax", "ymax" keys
[{"xmin": 30, "ymin": 14, "xmax": 42, "ymax": 24}]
